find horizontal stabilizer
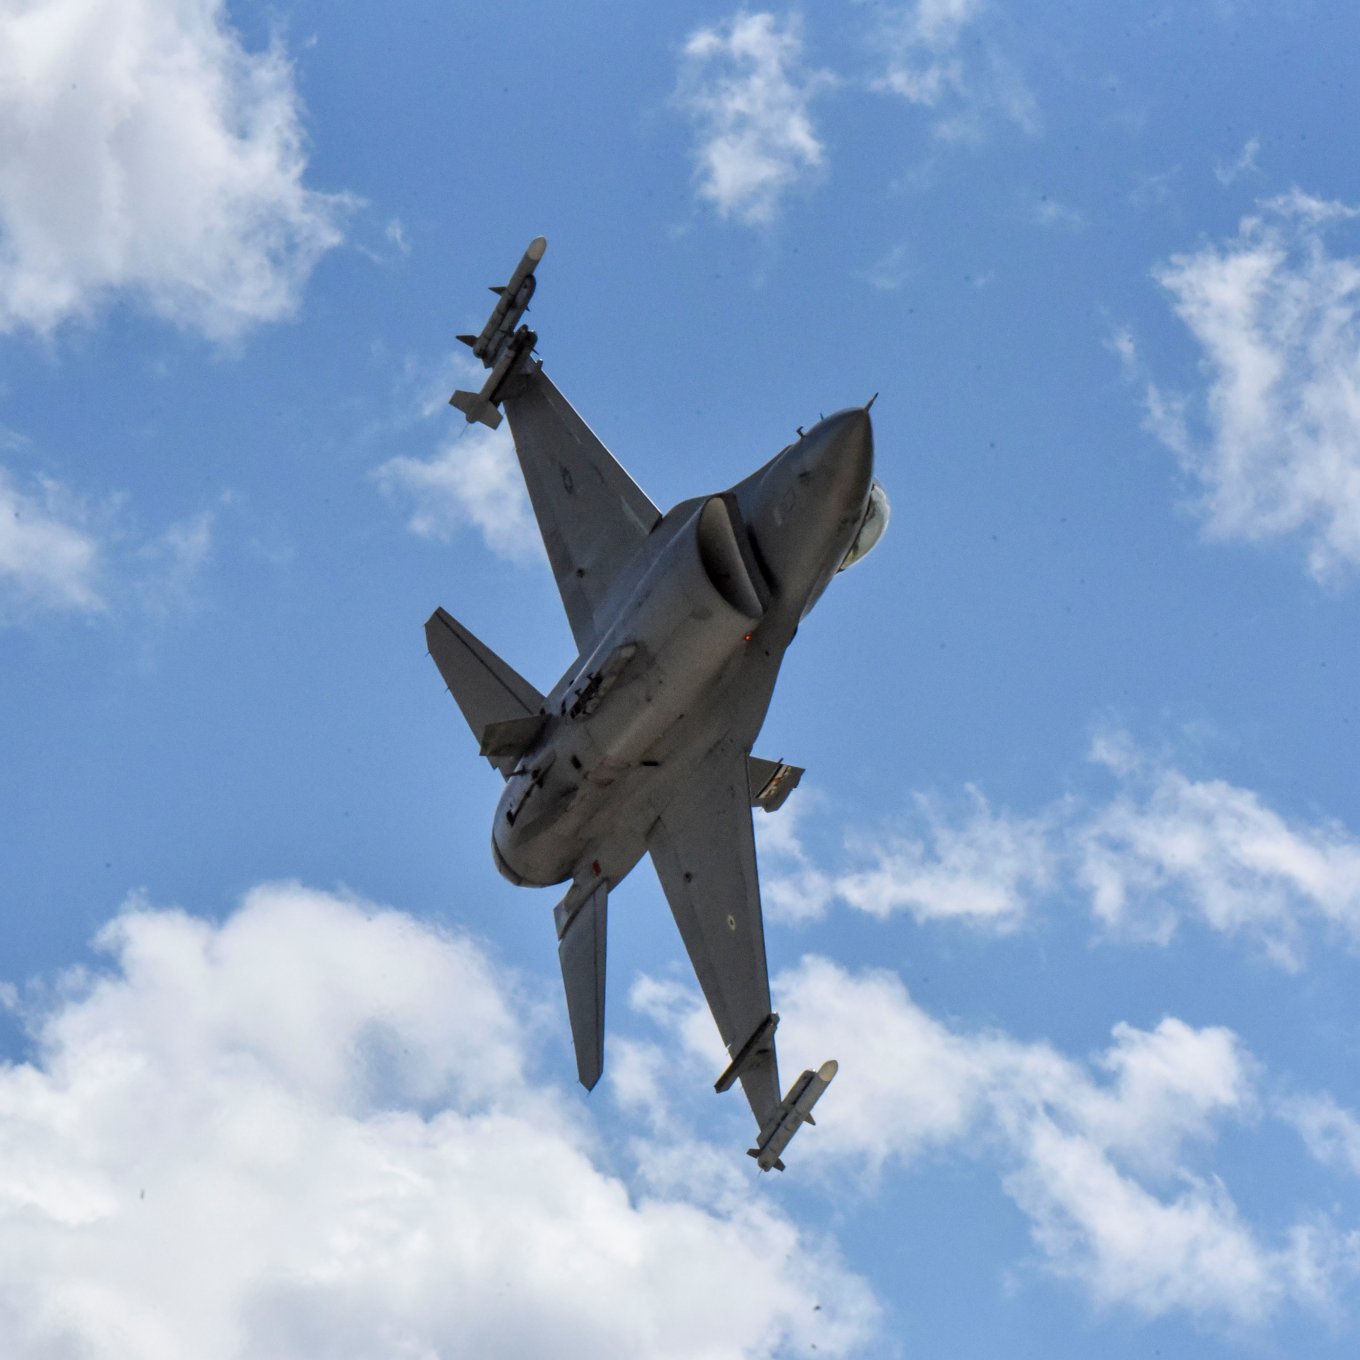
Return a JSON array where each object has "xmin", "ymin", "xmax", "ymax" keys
[
  {"xmin": 425, "ymin": 607, "xmax": 544, "ymax": 775},
  {"xmin": 555, "ymin": 880, "xmax": 608, "ymax": 1090},
  {"xmin": 748, "ymin": 757, "xmax": 803, "ymax": 812}
]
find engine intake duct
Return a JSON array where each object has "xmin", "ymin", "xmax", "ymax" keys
[{"xmin": 696, "ymin": 495, "xmax": 770, "ymax": 618}]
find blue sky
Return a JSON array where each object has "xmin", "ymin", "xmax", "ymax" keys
[{"xmin": 3, "ymin": 1, "xmax": 1360, "ymax": 1355}]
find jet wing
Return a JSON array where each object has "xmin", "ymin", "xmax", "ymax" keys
[
  {"xmin": 503, "ymin": 370, "xmax": 661, "ymax": 650},
  {"xmin": 646, "ymin": 740, "xmax": 782, "ymax": 1130}
]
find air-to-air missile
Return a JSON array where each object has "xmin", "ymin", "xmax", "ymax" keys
[
  {"xmin": 748, "ymin": 1060, "xmax": 839, "ymax": 1171},
  {"xmin": 449, "ymin": 235, "xmax": 547, "ymax": 430}
]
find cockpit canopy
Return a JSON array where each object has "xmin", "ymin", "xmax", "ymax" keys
[{"xmin": 838, "ymin": 480, "xmax": 890, "ymax": 570}]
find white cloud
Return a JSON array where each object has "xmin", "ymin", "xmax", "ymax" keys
[
  {"xmin": 0, "ymin": 884, "xmax": 878, "ymax": 1360},
  {"xmin": 0, "ymin": 0, "xmax": 348, "ymax": 339},
  {"xmin": 1285, "ymin": 1093, "xmax": 1360, "ymax": 1178},
  {"xmin": 635, "ymin": 956, "xmax": 1358, "ymax": 1325},
  {"xmin": 870, "ymin": 0, "xmax": 1038, "ymax": 140},
  {"xmin": 0, "ymin": 464, "xmax": 104, "ymax": 615},
  {"xmin": 763, "ymin": 735, "xmax": 1360, "ymax": 964},
  {"xmin": 835, "ymin": 787, "xmax": 1053, "ymax": 928},
  {"xmin": 1214, "ymin": 136, "xmax": 1261, "ymax": 187},
  {"xmin": 676, "ymin": 12, "xmax": 830, "ymax": 226},
  {"xmin": 1141, "ymin": 191, "xmax": 1360, "ymax": 581},
  {"xmin": 1077, "ymin": 739, "xmax": 1360, "ymax": 968},
  {"xmin": 134, "ymin": 508, "xmax": 214, "ymax": 617},
  {"xmin": 1030, "ymin": 196, "xmax": 1084, "ymax": 231},
  {"xmin": 374, "ymin": 420, "xmax": 541, "ymax": 566},
  {"xmin": 764, "ymin": 958, "xmax": 1352, "ymax": 1325},
  {"xmin": 0, "ymin": 462, "xmax": 220, "ymax": 625},
  {"xmin": 762, "ymin": 785, "xmax": 1053, "ymax": 929}
]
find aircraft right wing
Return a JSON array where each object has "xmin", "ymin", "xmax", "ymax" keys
[
  {"xmin": 646, "ymin": 739, "xmax": 782, "ymax": 1131},
  {"xmin": 503, "ymin": 370, "xmax": 661, "ymax": 651}
]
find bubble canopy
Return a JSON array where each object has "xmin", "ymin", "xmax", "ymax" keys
[{"xmin": 838, "ymin": 481, "xmax": 890, "ymax": 570}]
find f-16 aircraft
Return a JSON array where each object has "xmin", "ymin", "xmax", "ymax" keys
[{"xmin": 427, "ymin": 238, "xmax": 888, "ymax": 1170}]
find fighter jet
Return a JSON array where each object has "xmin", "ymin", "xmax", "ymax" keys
[{"xmin": 426, "ymin": 238, "xmax": 889, "ymax": 1170}]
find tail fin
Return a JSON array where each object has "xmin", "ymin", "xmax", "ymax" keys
[{"xmin": 425, "ymin": 607, "xmax": 545, "ymax": 775}]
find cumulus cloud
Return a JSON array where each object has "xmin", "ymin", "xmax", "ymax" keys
[
  {"xmin": 761, "ymin": 734, "xmax": 1360, "ymax": 965},
  {"xmin": 0, "ymin": 0, "xmax": 348, "ymax": 339},
  {"xmin": 676, "ymin": 12, "xmax": 830, "ymax": 225},
  {"xmin": 1138, "ymin": 191, "xmax": 1360, "ymax": 581},
  {"xmin": 0, "ymin": 463, "xmax": 104, "ymax": 615},
  {"xmin": 639, "ymin": 956, "xmax": 1355, "ymax": 1327},
  {"xmin": 0, "ymin": 884, "xmax": 877, "ymax": 1360}
]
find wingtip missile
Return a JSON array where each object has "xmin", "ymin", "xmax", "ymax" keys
[
  {"xmin": 465, "ymin": 236, "xmax": 548, "ymax": 367},
  {"xmin": 450, "ymin": 237, "xmax": 549, "ymax": 427},
  {"xmin": 748, "ymin": 1059, "xmax": 838, "ymax": 1172}
]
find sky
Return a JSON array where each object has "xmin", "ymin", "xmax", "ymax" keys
[{"xmin": 2, "ymin": 1, "xmax": 1360, "ymax": 1356}]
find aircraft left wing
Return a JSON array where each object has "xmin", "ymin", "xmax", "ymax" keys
[
  {"xmin": 503, "ymin": 370, "xmax": 660, "ymax": 650},
  {"xmin": 446, "ymin": 239, "xmax": 661, "ymax": 650},
  {"xmin": 646, "ymin": 740, "xmax": 782, "ymax": 1131}
]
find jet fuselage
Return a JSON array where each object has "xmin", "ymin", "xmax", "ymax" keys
[{"xmin": 491, "ymin": 406, "xmax": 876, "ymax": 892}]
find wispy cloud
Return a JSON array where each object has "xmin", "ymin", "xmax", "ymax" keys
[
  {"xmin": 638, "ymin": 956, "xmax": 1358, "ymax": 1327},
  {"xmin": 0, "ymin": 885, "xmax": 878, "ymax": 1358},
  {"xmin": 1284, "ymin": 1093, "xmax": 1360, "ymax": 1178},
  {"xmin": 0, "ymin": 0, "xmax": 350, "ymax": 339},
  {"xmin": 676, "ymin": 11, "xmax": 831, "ymax": 226},
  {"xmin": 1131, "ymin": 191, "xmax": 1360, "ymax": 582},
  {"xmin": 0, "ymin": 464, "xmax": 104, "ymax": 616},
  {"xmin": 1075, "ymin": 736, "xmax": 1360, "ymax": 969},
  {"xmin": 762, "ymin": 732, "xmax": 1360, "ymax": 966},
  {"xmin": 133, "ymin": 508, "xmax": 215, "ymax": 618},
  {"xmin": 763, "ymin": 779, "xmax": 1055, "ymax": 932},
  {"xmin": 1029, "ymin": 195, "xmax": 1085, "ymax": 231},
  {"xmin": 0, "ymin": 461, "xmax": 218, "ymax": 626},
  {"xmin": 1214, "ymin": 136, "xmax": 1261, "ymax": 187},
  {"xmin": 0, "ymin": 459, "xmax": 220, "ymax": 622},
  {"xmin": 374, "ymin": 423, "xmax": 540, "ymax": 567},
  {"xmin": 869, "ymin": 0, "xmax": 1038, "ymax": 141}
]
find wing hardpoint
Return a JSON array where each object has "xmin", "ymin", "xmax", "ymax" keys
[
  {"xmin": 502, "ymin": 370, "xmax": 660, "ymax": 650},
  {"xmin": 646, "ymin": 740, "xmax": 782, "ymax": 1130}
]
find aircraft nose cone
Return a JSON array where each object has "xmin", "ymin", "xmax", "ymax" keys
[{"xmin": 805, "ymin": 406, "xmax": 874, "ymax": 502}]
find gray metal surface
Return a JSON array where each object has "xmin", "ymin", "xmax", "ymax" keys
[
  {"xmin": 556, "ymin": 880, "xmax": 608, "ymax": 1091},
  {"xmin": 426, "ymin": 241, "xmax": 884, "ymax": 1168},
  {"xmin": 425, "ymin": 607, "xmax": 544, "ymax": 776},
  {"xmin": 503, "ymin": 371, "xmax": 660, "ymax": 650},
  {"xmin": 646, "ymin": 738, "xmax": 781, "ymax": 1127}
]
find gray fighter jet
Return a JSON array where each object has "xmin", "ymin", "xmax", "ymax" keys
[{"xmin": 427, "ymin": 239, "xmax": 888, "ymax": 1170}]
